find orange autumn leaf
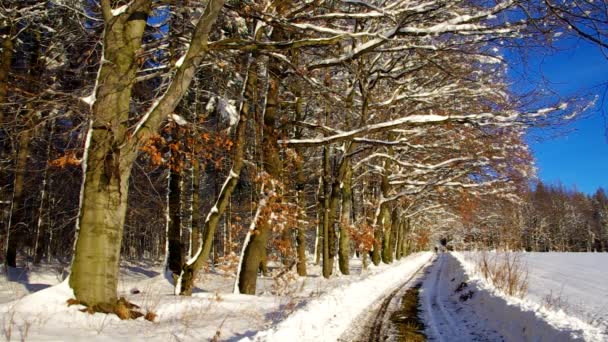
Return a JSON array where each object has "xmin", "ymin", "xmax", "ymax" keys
[{"xmin": 50, "ymin": 153, "xmax": 81, "ymax": 168}]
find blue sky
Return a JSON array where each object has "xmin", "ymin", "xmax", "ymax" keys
[{"xmin": 510, "ymin": 39, "xmax": 608, "ymax": 194}]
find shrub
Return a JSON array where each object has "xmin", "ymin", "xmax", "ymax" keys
[{"xmin": 475, "ymin": 251, "xmax": 528, "ymax": 298}]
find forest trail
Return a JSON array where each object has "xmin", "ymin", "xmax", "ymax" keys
[
  {"xmin": 345, "ymin": 256, "xmax": 434, "ymax": 342},
  {"xmin": 351, "ymin": 254, "xmax": 503, "ymax": 342},
  {"xmin": 354, "ymin": 253, "xmax": 602, "ymax": 342},
  {"xmin": 421, "ymin": 254, "xmax": 504, "ymax": 342}
]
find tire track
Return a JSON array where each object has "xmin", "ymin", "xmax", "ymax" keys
[
  {"xmin": 366, "ymin": 256, "xmax": 435, "ymax": 342},
  {"xmin": 425, "ymin": 255, "xmax": 460, "ymax": 340},
  {"xmin": 423, "ymin": 254, "xmax": 478, "ymax": 342}
]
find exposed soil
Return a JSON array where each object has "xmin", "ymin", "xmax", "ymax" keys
[{"xmin": 388, "ymin": 284, "xmax": 426, "ymax": 342}]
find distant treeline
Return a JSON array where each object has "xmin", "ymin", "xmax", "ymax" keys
[
  {"xmin": 522, "ymin": 183, "xmax": 608, "ymax": 252},
  {"xmin": 457, "ymin": 183, "xmax": 608, "ymax": 252}
]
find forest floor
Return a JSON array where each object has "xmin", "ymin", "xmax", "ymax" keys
[{"xmin": 0, "ymin": 252, "xmax": 606, "ymax": 341}]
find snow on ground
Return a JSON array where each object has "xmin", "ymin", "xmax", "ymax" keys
[
  {"xmin": 0, "ymin": 253, "xmax": 431, "ymax": 341},
  {"xmin": 3, "ymin": 252, "xmax": 604, "ymax": 341},
  {"xmin": 453, "ymin": 251, "xmax": 607, "ymax": 341},
  {"xmin": 523, "ymin": 253, "xmax": 608, "ymax": 333},
  {"xmin": 245, "ymin": 252, "xmax": 433, "ymax": 342}
]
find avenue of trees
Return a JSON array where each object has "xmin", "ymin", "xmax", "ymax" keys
[{"xmin": 0, "ymin": 0, "xmax": 606, "ymax": 315}]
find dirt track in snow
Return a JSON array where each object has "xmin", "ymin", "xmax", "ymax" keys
[{"xmin": 342, "ymin": 256, "xmax": 433, "ymax": 342}]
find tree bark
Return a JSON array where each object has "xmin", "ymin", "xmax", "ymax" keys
[
  {"xmin": 0, "ymin": 32, "xmax": 11, "ymax": 259},
  {"xmin": 293, "ymin": 87, "xmax": 307, "ymax": 276},
  {"xmin": 315, "ymin": 178, "xmax": 323, "ymax": 266},
  {"xmin": 388, "ymin": 209, "xmax": 399, "ymax": 262},
  {"xmin": 69, "ymin": 1, "xmax": 150, "ymax": 307},
  {"xmin": 5, "ymin": 128, "xmax": 33, "ymax": 267},
  {"xmin": 0, "ymin": 31, "xmax": 12, "ymax": 121},
  {"xmin": 70, "ymin": 0, "xmax": 224, "ymax": 307},
  {"xmin": 34, "ymin": 122, "xmax": 54, "ymax": 265},
  {"xmin": 380, "ymin": 202, "xmax": 393, "ymax": 264},
  {"xmin": 321, "ymin": 145, "xmax": 332, "ymax": 278},
  {"xmin": 338, "ymin": 165, "xmax": 352, "ymax": 275},
  {"xmin": 237, "ymin": 51, "xmax": 283, "ymax": 294},
  {"xmin": 166, "ymin": 164, "xmax": 184, "ymax": 280},
  {"xmin": 190, "ymin": 159, "xmax": 202, "ymax": 255}
]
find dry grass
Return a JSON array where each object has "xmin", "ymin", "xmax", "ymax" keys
[
  {"xmin": 476, "ymin": 251, "xmax": 528, "ymax": 298},
  {"xmin": 144, "ymin": 311, "xmax": 157, "ymax": 322},
  {"xmin": 388, "ymin": 284, "xmax": 426, "ymax": 341},
  {"xmin": 541, "ymin": 288, "xmax": 569, "ymax": 312},
  {"xmin": 2, "ymin": 305, "xmax": 32, "ymax": 342}
]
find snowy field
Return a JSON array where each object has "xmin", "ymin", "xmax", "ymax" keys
[
  {"xmin": 0, "ymin": 253, "xmax": 432, "ymax": 341},
  {"xmin": 524, "ymin": 252, "xmax": 608, "ymax": 333},
  {"xmin": 455, "ymin": 252, "xmax": 608, "ymax": 341}
]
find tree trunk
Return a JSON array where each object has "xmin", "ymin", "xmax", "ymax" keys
[
  {"xmin": 237, "ymin": 218, "xmax": 272, "ymax": 294},
  {"xmin": 166, "ymin": 165, "xmax": 183, "ymax": 280},
  {"xmin": 6, "ymin": 128, "xmax": 33, "ymax": 267},
  {"xmin": 293, "ymin": 89, "xmax": 307, "ymax": 276},
  {"xmin": 321, "ymin": 145, "xmax": 332, "ymax": 278},
  {"xmin": 0, "ymin": 33, "xmax": 11, "ymax": 261},
  {"xmin": 315, "ymin": 177, "xmax": 323, "ymax": 266},
  {"xmin": 190, "ymin": 159, "xmax": 202, "ymax": 255},
  {"xmin": 69, "ymin": 3, "xmax": 150, "ymax": 307},
  {"xmin": 395, "ymin": 218, "xmax": 404, "ymax": 260},
  {"xmin": 323, "ymin": 94, "xmax": 369, "ymax": 272},
  {"xmin": 178, "ymin": 54, "xmax": 255, "ymax": 295},
  {"xmin": 237, "ymin": 50, "xmax": 283, "ymax": 294},
  {"xmin": 34, "ymin": 122, "xmax": 54, "ymax": 265},
  {"xmin": 380, "ymin": 202, "xmax": 393, "ymax": 264},
  {"xmin": 371, "ymin": 218, "xmax": 383, "ymax": 266},
  {"xmin": 295, "ymin": 211, "xmax": 307, "ymax": 276},
  {"xmin": 70, "ymin": 136, "xmax": 134, "ymax": 307},
  {"xmin": 379, "ymin": 134, "xmax": 395, "ymax": 264},
  {"xmin": 388, "ymin": 209, "xmax": 399, "ymax": 262},
  {"xmin": 338, "ymin": 166, "xmax": 352, "ymax": 275},
  {"xmin": 69, "ymin": 0, "xmax": 224, "ymax": 306},
  {"xmin": 0, "ymin": 31, "xmax": 12, "ymax": 122}
]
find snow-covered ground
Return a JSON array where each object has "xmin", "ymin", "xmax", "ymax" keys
[
  {"xmin": 2, "ymin": 252, "xmax": 606, "ymax": 341},
  {"xmin": 0, "ymin": 253, "xmax": 432, "ymax": 341},
  {"xmin": 247, "ymin": 252, "xmax": 433, "ymax": 341},
  {"xmin": 454, "ymin": 251, "xmax": 608, "ymax": 341},
  {"xmin": 524, "ymin": 253, "xmax": 608, "ymax": 333}
]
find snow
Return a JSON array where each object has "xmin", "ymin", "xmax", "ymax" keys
[
  {"xmin": 111, "ymin": 4, "xmax": 129, "ymax": 17},
  {"xmin": 3, "ymin": 252, "xmax": 607, "ymax": 341},
  {"xmin": 453, "ymin": 252, "xmax": 607, "ymax": 341},
  {"xmin": 244, "ymin": 252, "xmax": 433, "ymax": 341},
  {"xmin": 522, "ymin": 253, "xmax": 608, "ymax": 334},
  {"xmin": 175, "ymin": 53, "xmax": 187, "ymax": 68},
  {"xmin": 217, "ymin": 97, "xmax": 239, "ymax": 127},
  {"xmin": 0, "ymin": 254, "xmax": 434, "ymax": 341},
  {"xmin": 206, "ymin": 96, "xmax": 240, "ymax": 128},
  {"xmin": 170, "ymin": 113, "xmax": 189, "ymax": 126},
  {"xmin": 80, "ymin": 93, "xmax": 95, "ymax": 106}
]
